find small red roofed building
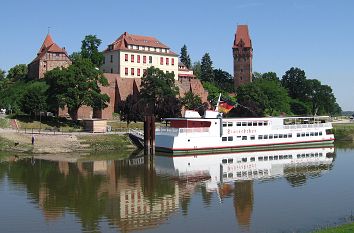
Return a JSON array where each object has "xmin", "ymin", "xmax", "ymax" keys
[
  {"xmin": 28, "ymin": 34, "xmax": 71, "ymax": 80},
  {"xmin": 233, "ymin": 25, "xmax": 253, "ymax": 90}
]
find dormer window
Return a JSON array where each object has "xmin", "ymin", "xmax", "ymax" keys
[{"xmin": 108, "ymin": 45, "xmax": 113, "ymax": 50}]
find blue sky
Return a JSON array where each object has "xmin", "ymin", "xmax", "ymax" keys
[{"xmin": 1, "ymin": 0, "xmax": 353, "ymax": 110}]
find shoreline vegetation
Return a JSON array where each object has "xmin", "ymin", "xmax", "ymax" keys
[{"xmin": 313, "ymin": 222, "xmax": 354, "ymax": 233}]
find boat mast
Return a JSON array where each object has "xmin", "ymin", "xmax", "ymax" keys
[{"xmin": 215, "ymin": 93, "xmax": 221, "ymax": 112}]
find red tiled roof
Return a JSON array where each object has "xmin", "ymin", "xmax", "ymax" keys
[
  {"xmin": 233, "ymin": 25, "xmax": 252, "ymax": 48},
  {"xmin": 105, "ymin": 32, "xmax": 177, "ymax": 55},
  {"xmin": 32, "ymin": 34, "xmax": 69, "ymax": 62}
]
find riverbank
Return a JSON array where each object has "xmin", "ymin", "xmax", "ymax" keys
[
  {"xmin": 0, "ymin": 129, "xmax": 135, "ymax": 154},
  {"xmin": 313, "ymin": 222, "xmax": 354, "ymax": 233},
  {"xmin": 332, "ymin": 123, "xmax": 354, "ymax": 141}
]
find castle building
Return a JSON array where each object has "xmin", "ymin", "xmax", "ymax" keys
[
  {"xmin": 28, "ymin": 34, "xmax": 71, "ymax": 80},
  {"xmin": 232, "ymin": 25, "xmax": 253, "ymax": 90},
  {"xmin": 101, "ymin": 32, "xmax": 179, "ymax": 79}
]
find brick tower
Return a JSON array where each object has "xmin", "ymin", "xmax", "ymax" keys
[{"xmin": 233, "ymin": 25, "xmax": 253, "ymax": 90}]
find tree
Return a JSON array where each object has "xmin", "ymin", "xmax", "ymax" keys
[
  {"xmin": 7, "ymin": 64, "xmax": 28, "ymax": 82},
  {"xmin": 261, "ymin": 72, "xmax": 279, "ymax": 82},
  {"xmin": 45, "ymin": 57, "xmax": 109, "ymax": 120},
  {"xmin": 0, "ymin": 69, "xmax": 5, "ymax": 81},
  {"xmin": 181, "ymin": 91, "xmax": 202, "ymax": 110},
  {"xmin": 80, "ymin": 35, "xmax": 104, "ymax": 67},
  {"xmin": 118, "ymin": 94, "xmax": 143, "ymax": 124},
  {"xmin": 192, "ymin": 61, "xmax": 201, "ymax": 79},
  {"xmin": 21, "ymin": 81, "xmax": 48, "ymax": 116},
  {"xmin": 180, "ymin": 45, "xmax": 191, "ymax": 69},
  {"xmin": 139, "ymin": 67, "xmax": 181, "ymax": 118},
  {"xmin": 281, "ymin": 67, "xmax": 308, "ymax": 100},
  {"xmin": 213, "ymin": 69, "xmax": 234, "ymax": 93},
  {"xmin": 201, "ymin": 53, "xmax": 214, "ymax": 82}
]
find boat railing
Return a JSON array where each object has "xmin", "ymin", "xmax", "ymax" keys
[
  {"xmin": 156, "ymin": 127, "xmax": 210, "ymax": 135},
  {"xmin": 282, "ymin": 123, "xmax": 331, "ymax": 130}
]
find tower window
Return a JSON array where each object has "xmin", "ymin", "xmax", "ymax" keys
[{"xmin": 240, "ymin": 77, "xmax": 243, "ymax": 80}]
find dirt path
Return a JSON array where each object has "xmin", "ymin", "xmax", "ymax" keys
[{"xmin": 0, "ymin": 129, "xmax": 82, "ymax": 153}]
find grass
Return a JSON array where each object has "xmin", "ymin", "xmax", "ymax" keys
[
  {"xmin": 0, "ymin": 118, "xmax": 10, "ymax": 128},
  {"xmin": 332, "ymin": 123, "xmax": 354, "ymax": 141},
  {"xmin": 313, "ymin": 222, "xmax": 354, "ymax": 233},
  {"xmin": 77, "ymin": 134, "xmax": 134, "ymax": 152}
]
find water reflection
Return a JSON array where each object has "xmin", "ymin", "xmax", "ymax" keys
[{"xmin": 0, "ymin": 146, "xmax": 335, "ymax": 233}]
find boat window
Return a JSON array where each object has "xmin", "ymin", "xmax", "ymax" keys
[
  {"xmin": 248, "ymin": 122, "xmax": 252, "ymax": 126},
  {"xmin": 228, "ymin": 122, "xmax": 233, "ymax": 127},
  {"xmin": 306, "ymin": 154, "xmax": 310, "ymax": 157},
  {"xmin": 228, "ymin": 158, "xmax": 233, "ymax": 163},
  {"xmin": 237, "ymin": 172, "xmax": 241, "ymax": 177},
  {"xmin": 288, "ymin": 133, "xmax": 292, "ymax": 138},
  {"xmin": 274, "ymin": 134, "xmax": 278, "ymax": 139},
  {"xmin": 258, "ymin": 122, "xmax": 263, "ymax": 126},
  {"xmin": 253, "ymin": 171, "xmax": 258, "ymax": 175},
  {"xmin": 279, "ymin": 155, "xmax": 283, "ymax": 159},
  {"xmin": 319, "ymin": 153, "xmax": 323, "ymax": 157},
  {"xmin": 258, "ymin": 157, "xmax": 263, "ymax": 161},
  {"xmin": 310, "ymin": 153, "xmax": 314, "ymax": 157},
  {"xmin": 279, "ymin": 134, "xmax": 283, "ymax": 138},
  {"xmin": 248, "ymin": 171, "xmax": 252, "ymax": 176},
  {"xmin": 306, "ymin": 132, "xmax": 310, "ymax": 137},
  {"xmin": 228, "ymin": 173, "xmax": 233, "ymax": 178},
  {"xmin": 284, "ymin": 134, "xmax": 288, "ymax": 138},
  {"xmin": 258, "ymin": 135, "xmax": 263, "ymax": 140},
  {"xmin": 315, "ymin": 132, "xmax": 318, "ymax": 136},
  {"xmin": 242, "ymin": 171, "xmax": 247, "ymax": 176},
  {"xmin": 264, "ymin": 156, "xmax": 268, "ymax": 161},
  {"xmin": 222, "ymin": 122, "xmax": 227, "ymax": 127},
  {"xmin": 264, "ymin": 135, "xmax": 268, "ymax": 139},
  {"xmin": 319, "ymin": 132, "xmax": 322, "ymax": 136},
  {"xmin": 242, "ymin": 158, "xmax": 247, "ymax": 162},
  {"xmin": 274, "ymin": 156, "xmax": 278, "ymax": 160},
  {"xmin": 242, "ymin": 122, "xmax": 247, "ymax": 126},
  {"xmin": 284, "ymin": 155, "xmax": 288, "ymax": 159},
  {"xmin": 250, "ymin": 157, "xmax": 255, "ymax": 162},
  {"xmin": 264, "ymin": 121, "xmax": 268, "ymax": 126},
  {"xmin": 310, "ymin": 132, "xmax": 314, "ymax": 136},
  {"xmin": 222, "ymin": 159, "xmax": 227, "ymax": 164},
  {"xmin": 297, "ymin": 133, "xmax": 300, "ymax": 137},
  {"xmin": 236, "ymin": 122, "xmax": 241, "ymax": 126},
  {"xmin": 289, "ymin": 155, "xmax": 293, "ymax": 159},
  {"xmin": 297, "ymin": 154, "xmax": 301, "ymax": 158},
  {"xmin": 253, "ymin": 121, "xmax": 257, "ymax": 126},
  {"xmin": 269, "ymin": 134, "xmax": 273, "ymax": 139},
  {"xmin": 222, "ymin": 137, "xmax": 227, "ymax": 141},
  {"xmin": 301, "ymin": 133, "xmax": 305, "ymax": 137},
  {"xmin": 228, "ymin": 136, "xmax": 233, "ymax": 141},
  {"xmin": 250, "ymin": 135, "xmax": 255, "ymax": 140},
  {"xmin": 259, "ymin": 170, "xmax": 263, "ymax": 175},
  {"xmin": 315, "ymin": 153, "xmax": 318, "ymax": 157},
  {"xmin": 301, "ymin": 154, "xmax": 305, "ymax": 158},
  {"xmin": 269, "ymin": 156, "xmax": 273, "ymax": 160},
  {"xmin": 264, "ymin": 170, "xmax": 269, "ymax": 174},
  {"xmin": 242, "ymin": 136, "xmax": 247, "ymax": 140},
  {"xmin": 223, "ymin": 173, "xmax": 227, "ymax": 178}
]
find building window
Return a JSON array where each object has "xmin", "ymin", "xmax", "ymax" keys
[
  {"xmin": 137, "ymin": 55, "xmax": 140, "ymax": 63},
  {"xmin": 131, "ymin": 68, "xmax": 134, "ymax": 76},
  {"xmin": 125, "ymin": 67, "xmax": 128, "ymax": 75},
  {"xmin": 172, "ymin": 58, "xmax": 175, "ymax": 66},
  {"xmin": 149, "ymin": 56, "xmax": 152, "ymax": 63},
  {"xmin": 160, "ymin": 57, "xmax": 163, "ymax": 65},
  {"xmin": 110, "ymin": 68, "xmax": 113, "ymax": 73},
  {"xmin": 143, "ymin": 69, "xmax": 147, "ymax": 75},
  {"xmin": 137, "ymin": 68, "xmax": 140, "ymax": 76},
  {"xmin": 240, "ymin": 76, "xmax": 243, "ymax": 80},
  {"xmin": 131, "ymin": 55, "xmax": 134, "ymax": 63},
  {"xmin": 166, "ymin": 58, "xmax": 169, "ymax": 65},
  {"xmin": 143, "ymin": 56, "xmax": 147, "ymax": 63},
  {"xmin": 103, "ymin": 57, "xmax": 105, "ymax": 64},
  {"xmin": 110, "ymin": 55, "xmax": 113, "ymax": 63},
  {"xmin": 125, "ymin": 54, "xmax": 128, "ymax": 61}
]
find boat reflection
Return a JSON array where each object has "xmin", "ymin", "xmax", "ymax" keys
[{"xmin": 155, "ymin": 146, "xmax": 335, "ymax": 230}]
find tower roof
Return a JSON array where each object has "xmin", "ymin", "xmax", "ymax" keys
[
  {"xmin": 233, "ymin": 25, "xmax": 252, "ymax": 48},
  {"xmin": 32, "ymin": 33, "xmax": 68, "ymax": 62}
]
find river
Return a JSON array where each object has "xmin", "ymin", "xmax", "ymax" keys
[{"xmin": 0, "ymin": 145, "xmax": 353, "ymax": 233}]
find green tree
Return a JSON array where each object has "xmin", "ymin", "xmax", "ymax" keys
[
  {"xmin": 290, "ymin": 99, "xmax": 311, "ymax": 115},
  {"xmin": 0, "ymin": 69, "xmax": 5, "ymax": 81},
  {"xmin": 181, "ymin": 91, "xmax": 202, "ymax": 110},
  {"xmin": 281, "ymin": 67, "xmax": 308, "ymax": 100},
  {"xmin": 45, "ymin": 57, "xmax": 109, "ymax": 120},
  {"xmin": 80, "ymin": 35, "xmax": 104, "ymax": 67},
  {"xmin": 6, "ymin": 64, "xmax": 28, "ymax": 82},
  {"xmin": 21, "ymin": 81, "xmax": 48, "ymax": 116},
  {"xmin": 213, "ymin": 69, "xmax": 234, "ymax": 93},
  {"xmin": 201, "ymin": 53, "xmax": 214, "ymax": 82},
  {"xmin": 139, "ymin": 67, "xmax": 181, "ymax": 118},
  {"xmin": 192, "ymin": 61, "xmax": 201, "ymax": 79},
  {"xmin": 261, "ymin": 72, "xmax": 279, "ymax": 82},
  {"xmin": 118, "ymin": 94, "xmax": 143, "ymax": 124},
  {"xmin": 180, "ymin": 45, "xmax": 191, "ymax": 69}
]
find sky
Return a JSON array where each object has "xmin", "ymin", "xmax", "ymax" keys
[{"xmin": 0, "ymin": 0, "xmax": 353, "ymax": 110}]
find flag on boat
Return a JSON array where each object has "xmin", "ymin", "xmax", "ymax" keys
[{"xmin": 218, "ymin": 101, "xmax": 234, "ymax": 113}]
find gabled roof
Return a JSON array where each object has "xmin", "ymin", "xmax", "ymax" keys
[
  {"xmin": 31, "ymin": 34, "xmax": 69, "ymax": 62},
  {"xmin": 105, "ymin": 32, "xmax": 177, "ymax": 55},
  {"xmin": 233, "ymin": 25, "xmax": 252, "ymax": 48}
]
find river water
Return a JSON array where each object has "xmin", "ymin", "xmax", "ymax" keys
[{"xmin": 0, "ymin": 145, "xmax": 353, "ymax": 233}]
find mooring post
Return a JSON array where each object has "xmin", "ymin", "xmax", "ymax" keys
[{"xmin": 144, "ymin": 115, "xmax": 156, "ymax": 155}]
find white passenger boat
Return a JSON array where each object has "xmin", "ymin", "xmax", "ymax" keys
[{"xmin": 155, "ymin": 110, "xmax": 335, "ymax": 155}]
